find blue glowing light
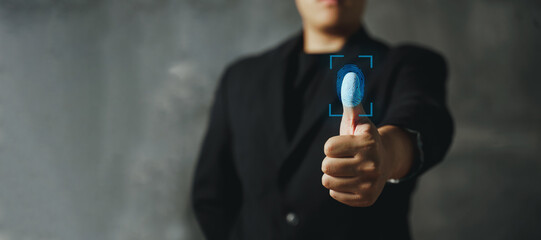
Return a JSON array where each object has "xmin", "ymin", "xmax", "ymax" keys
[{"xmin": 336, "ymin": 64, "xmax": 365, "ymax": 106}]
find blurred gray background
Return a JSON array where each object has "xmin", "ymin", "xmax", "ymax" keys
[{"xmin": 0, "ymin": 0, "xmax": 540, "ymax": 239}]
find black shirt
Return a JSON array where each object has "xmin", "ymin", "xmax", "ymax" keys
[{"xmin": 284, "ymin": 52, "xmax": 328, "ymax": 141}]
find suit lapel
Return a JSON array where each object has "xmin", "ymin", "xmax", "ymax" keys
[{"xmin": 263, "ymin": 32, "xmax": 303, "ymax": 168}]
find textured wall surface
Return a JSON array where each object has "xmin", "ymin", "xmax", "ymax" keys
[{"xmin": 0, "ymin": 0, "xmax": 539, "ymax": 239}]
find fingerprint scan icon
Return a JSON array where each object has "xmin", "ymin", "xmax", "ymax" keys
[
  {"xmin": 336, "ymin": 64, "xmax": 365, "ymax": 107},
  {"xmin": 328, "ymin": 55, "xmax": 374, "ymax": 117}
]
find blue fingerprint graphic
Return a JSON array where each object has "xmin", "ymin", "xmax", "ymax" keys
[{"xmin": 336, "ymin": 64, "xmax": 365, "ymax": 107}]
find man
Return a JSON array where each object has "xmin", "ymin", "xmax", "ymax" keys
[{"xmin": 192, "ymin": 0, "xmax": 454, "ymax": 239}]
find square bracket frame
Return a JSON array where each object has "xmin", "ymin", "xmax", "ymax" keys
[{"xmin": 329, "ymin": 55, "xmax": 374, "ymax": 117}]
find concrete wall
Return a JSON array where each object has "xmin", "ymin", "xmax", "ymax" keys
[{"xmin": 0, "ymin": 0, "xmax": 539, "ymax": 239}]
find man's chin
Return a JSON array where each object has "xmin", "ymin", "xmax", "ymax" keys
[{"xmin": 312, "ymin": 18, "xmax": 341, "ymax": 29}]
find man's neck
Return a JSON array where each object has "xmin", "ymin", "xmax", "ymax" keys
[{"xmin": 302, "ymin": 24, "xmax": 361, "ymax": 54}]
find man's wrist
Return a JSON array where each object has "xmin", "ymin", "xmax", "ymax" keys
[{"xmin": 378, "ymin": 125, "xmax": 415, "ymax": 180}]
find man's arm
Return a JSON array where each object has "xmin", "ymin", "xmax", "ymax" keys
[
  {"xmin": 321, "ymin": 47, "xmax": 453, "ymax": 207},
  {"xmin": 192, "ymin": 70, "xmax": 242, "ymax": 239},
  {"xmin": 378, "ymin": 125, "xmax": 416, "ymax": 180},
  {"xmin": 379, "ymin": 46, "xmax": 454, "ymax": 178}
]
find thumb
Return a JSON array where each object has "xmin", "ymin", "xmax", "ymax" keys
[{"xmin": 339, "ymin": 71, "xmax": 370, "ymax": 135}]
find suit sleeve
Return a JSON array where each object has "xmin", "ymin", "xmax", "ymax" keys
[
  {"xmin": 379, "ymin": 47, "xmax": 454, "ymax": 180},
  {"xmin": 191, "ymin": 68, "xmax": 242, "ymax": 239}
]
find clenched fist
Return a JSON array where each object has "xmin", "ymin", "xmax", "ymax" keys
[{"xmin": 322, "ymin": 71, "xmax": 415, "ymax": 207}]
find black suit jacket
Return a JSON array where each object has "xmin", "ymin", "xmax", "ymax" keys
[{"xmin": 192, "ymin": 29, "xmax": 454, "ymax": 240}]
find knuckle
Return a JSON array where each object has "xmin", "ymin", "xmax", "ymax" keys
[
  {"xmin": 351, "ymin": 135, "xmax": 364, "ymax": 148},
  {"xmin": 360, "ymin": 182, "xmax": 373, "ymax": 191},
  {"xmin": 354, "ymin": 164, "xmax": 364, "ymax": 174},
  {"xmin": 321, "ymin": 175, "xmax": 332, "ymax": 189},
  {"xmin": 324, "ymin": 138, "xmax": 336, "ymax": 155},
  {"xmin": 356, "ymin": 139, "xmax": 376, "ymax": 153},
  {"xmin": 352, "ymin": 194, "xmax": 363, "ymax": 202},
  {"xmin": 329, "ymin": 190, "xmax": 337, "ymax": 199},
  {"xmin": 363, "ymin": 139, "xmax": 377, "ymax": 150},
  {"xmin": 321, "ymin": 163, "xmax": 328, "ymax": 173},
  {"xmin": 358, "ymin": 124, "xmax": 375, "ymax": 135},
  {"xmin": 359, "ymin": 133, "xmax": 376, "ymax": 145},
  {"xmin": 321, "ymin": 159, "xmax": 329, "ymax": 173},
  {"xmin": 365, "ymin": 123, "xmax": 377, "ymax": 134},
  {"xmin": 359, "ymin": 160, "xmax": 377, "ymax": 174},
  {"xmin": 353, "ymin": 153, "xmax": 363, "ymax": 162},
  {"xmin": 321, "ymin": 159, "xmax": 336, "ymax": 175},
  {"xmin": 361, "ymin": 132, "xmax": 374, "ymax": 141},
  {"xmin": 365, "ymin": 161, "xmax": 377, "ymax": 171},
  {"xmin": 321, "ymin": 162, "xmax": 333, "ymax": 174}
]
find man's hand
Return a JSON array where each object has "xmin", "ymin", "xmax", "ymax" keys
[{"xmin": 321, "ymin": 73, "xmax": 414, "ymax": 207}]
